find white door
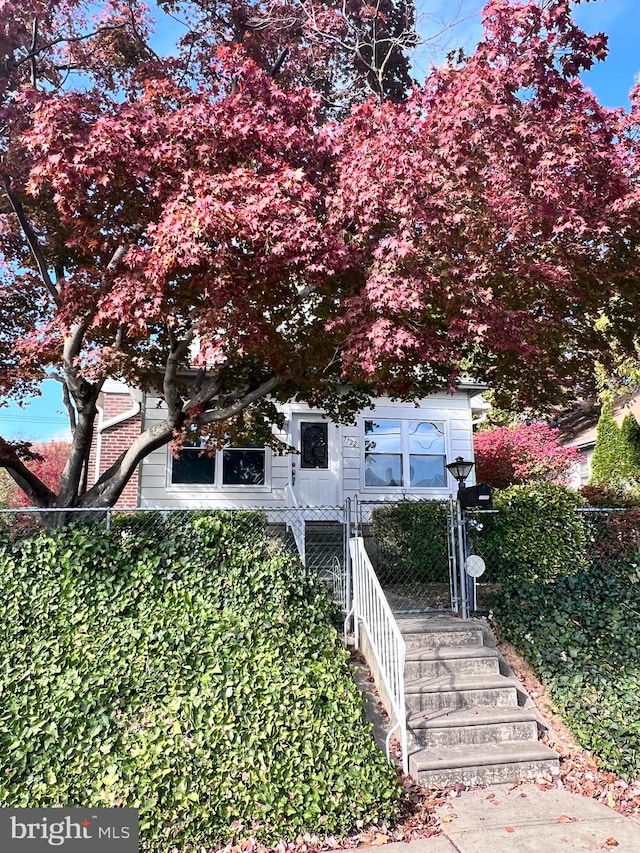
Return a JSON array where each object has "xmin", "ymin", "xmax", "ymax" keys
[{"xmin": 291, "ymin": 417, "xmax": 340, "ymax": 506}]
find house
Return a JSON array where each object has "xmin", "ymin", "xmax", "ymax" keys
[
  {"xmin": 558, "ymin": 392, "xmax": 640, "ymax": 488},
  {"xmin": 90, "ymin": 381, "xmax": 484, "ymax": 509}
]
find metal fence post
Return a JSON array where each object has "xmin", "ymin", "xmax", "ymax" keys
[
  {"xmin": 448, "ymin": 496, "xmax": 459, "ymax": 612},
  {"xmin": 456, "ymin": 499, "xmax": 469, "ymax": 619},
  {"xmin": 343, "ymin": 498, "xmax": 352, "ymax": 620}
]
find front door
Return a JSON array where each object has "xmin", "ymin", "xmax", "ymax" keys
[{"xmin": 292, "ymin": 417, "xmax": 340, "ymax": 506}]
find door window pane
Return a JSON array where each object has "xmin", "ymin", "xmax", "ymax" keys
[
  {"xmin": 222, "ymin": 449, "xmax": 265, "ymax": 485},
  {"xmin": 301, "ymin": 422, "xmax": 329, "ymax": 469}
]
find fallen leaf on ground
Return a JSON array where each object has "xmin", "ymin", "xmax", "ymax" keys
[
  {"xmin": 604, "ymin": 839, "xmax": 619, "ymax": 848},
  {"xmin": 505, "ymin": 826, "xmax": 515, "ymax": 833},
  {"xmin": 557, "ymin": 815, "xmax": 577, "ymax": 824}
]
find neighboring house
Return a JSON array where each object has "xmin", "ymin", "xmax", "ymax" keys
[
  {"xmin": 558, "ymin": 393, "xmax": 640, "ymax": 488},
  {"xmin": 90, "ymin": 381, "xmax": 485, "ymax": 508}
]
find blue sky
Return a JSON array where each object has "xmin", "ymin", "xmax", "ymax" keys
[{"xmin": 1, "ymin": 0, "xmax": 638, "ymax": 443}]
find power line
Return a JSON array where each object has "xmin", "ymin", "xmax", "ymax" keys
[{"xmin": 0, "ymin": 415, "xmax": 69, "ymax": 423}]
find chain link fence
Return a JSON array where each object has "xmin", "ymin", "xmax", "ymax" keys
[
  {"xmin": 464, "ymin": 504, "xmax": 640, "ymax": 612},
  {"xmin": 356, "ymin": 499, "xmax": 457, "ymax": 613},
  {"xmin": 0, "ymin": 505, "xmax": 351, "ymax": 611},
  {"xmin": 4, "ymin": 500, "xmax": 637, "ymax": 620}
]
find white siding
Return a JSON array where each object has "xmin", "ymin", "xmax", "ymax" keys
[{"xmin": 138, "ymin": 391, "xmax": 476, "ymax": 507}]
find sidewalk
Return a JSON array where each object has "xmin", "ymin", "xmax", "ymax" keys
[{"xmin": 362, "ymin": 782, "xmax": 640, "ymax": 852}]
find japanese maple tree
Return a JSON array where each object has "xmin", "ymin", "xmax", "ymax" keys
[
  {"xmin": 7, "ymin": 441, "xmax": 70, "ymax": 507},
  {"xmin": 1, "ymin": 0, "xmax": 640, "ymax": 514}
]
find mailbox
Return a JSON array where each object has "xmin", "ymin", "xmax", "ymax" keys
[{"xmin": 458, "ymin": 483, "xmax": 493, "ymax": 508}]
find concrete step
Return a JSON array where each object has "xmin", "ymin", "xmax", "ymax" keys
[
  {"xmin": 405, "ymin": 645, "xmax": 500, "ymax": 679},
  {"xmin": 399, "ymin": 622, "xmax": 486, "ymax": 650},
  {"xmin": 404, "ymin": 674, "xmax": 519, "ymax": 713},
  {"xmin": 407, "ymin": 706, "xmax": 539, "ymax": 748},
  {"xmin": 410, "ymin": 740, "xmax": 560, "ymax": 787}
]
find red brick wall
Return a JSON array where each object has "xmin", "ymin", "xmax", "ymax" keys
[{"xmin": 89, "ymin": 393, "xmax": 141, "ymax": 508}]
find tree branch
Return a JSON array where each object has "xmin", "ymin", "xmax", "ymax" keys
[
  {"xmin": 197, "ymin": 375, "xmax": 284, "ymax": 424},
  {"xmin": 10, "ymin": 23, "xmax": 131, "ymax": 73},
  {"xmin": 30, "ymin": 16, "xmax": 38, "ymax": 87},
  {"xmin": 163, "ymin": 329, "xmax": 196, "ymax": 420},
  {"xmin": 2, "ymin": 175, "xmax": 61, "ymax": 307},
  {"xmin": 51, "ymin": 373, "xmax": 78, "ymax": 434},
  {"xmin": 0, "ymin": 451, "xmax": 56, "ymax": 508}
]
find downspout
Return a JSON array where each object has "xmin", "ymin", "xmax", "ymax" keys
[{"xmin": 94, "ymin": 390, "xmax": 142, "ymax": 484}]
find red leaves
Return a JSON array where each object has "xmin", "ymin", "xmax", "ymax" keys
[
  {"xmin": 9, "ymin": 441, "xmax": 70, "ymax": 508},
  {"xmin": 474, "ymin": 425, "xmax": 580, "ymax": 489}
]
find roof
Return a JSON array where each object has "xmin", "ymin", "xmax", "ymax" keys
[{"xmin": 557, "ymin": 391, "xmax": 640, "ymax": 449}]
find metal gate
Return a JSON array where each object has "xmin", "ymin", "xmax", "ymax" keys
[{"xmin": 350, "ymin": 497, "xmax": 459, "ymax": 614}]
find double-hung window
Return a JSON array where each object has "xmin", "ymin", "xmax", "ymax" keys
[
  {"xmin": 171, "ymin": 440, "xmax": 266, "ymax": 487},
  {"xmin": 363, "ymin": 419, "xmax": 446, "ymax": 488}
]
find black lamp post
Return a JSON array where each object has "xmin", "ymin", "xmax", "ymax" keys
[
  {"xmin": 445, "ymin": 456, "xmax": 475, "ymax": 488},
  {"xmin": 445, "ymin": 457, "xmax": 475, "ymax": 619}
]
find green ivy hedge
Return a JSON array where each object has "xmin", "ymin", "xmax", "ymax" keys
[
  {"xmin": 0, "ymin": 514, "xmax": 400, "ymax": 851},
  {"xmin": 473, "ymin": 484, "xmax": 588, "ymax": 582},
  {"xmin": 495, "ymin": 562, "xmax": 640, "ymax": 779}
]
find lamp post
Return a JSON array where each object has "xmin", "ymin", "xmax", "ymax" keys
[{"xmin": 445, "ymin": 457, "xmax": 475, "ymax": 619}]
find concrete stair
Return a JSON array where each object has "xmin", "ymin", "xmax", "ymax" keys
[{"xmin": 396, "ymin": 615, "xmax": 560, "ymax": 787}]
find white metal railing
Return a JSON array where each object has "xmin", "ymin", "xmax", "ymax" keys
[
  {"xmin": 349, "ymin": 536, "xmax": 408, "ymax": 774},
  {"xmin": 284, "ymin": 485, "xmax": 306, "ymax": 566}
]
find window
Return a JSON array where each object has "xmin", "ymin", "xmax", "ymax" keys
[
  {"xmin": 171, "ymin": 439, "xmax": 215, "ymax": 485},
  {"xmin": 577, "ymin": 451, "xmax": 591, "ymax": 487},
  {"xmin": 364, "ymin": 419, "xmax": 446, "ymax": 488},
  {"xmin": 170, "ymin": 441, "xmax": 266, "ymax": 488},
  {"xmin": 222, "ymin": 449, "xmax": 265, "ymax": 485},
  {"xmin": 300, "ymin": 422, "xmax": 329, "ymax": 469}
]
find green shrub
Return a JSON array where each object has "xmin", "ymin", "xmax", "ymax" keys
[
  {"xmin": 0, "ymin": 515, "xmax": 400, "ymax": 851},
  {"xmin": 495, "ymin": 561, "xmax": 640, "ymax": 779},
  {"xmin": 370, "ymin": 501, "xmax": 449, "ymax": 583},
  {"xmin": 474, "ymin": 484, "xmax": 588, "ymax": 582},
  {"xmin": 590, "ymin": 400, "xmax": 640, "ymax": 492}
]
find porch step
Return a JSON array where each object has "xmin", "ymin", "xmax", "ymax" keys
[
  {"xmin": 397, "ymin": 618, "xmax": 485, "ymax": 650},
  {"xmin": 409, "ymin": 740, "xmax": 559, "ymax": 788},
  {"xmin": 404, "ymin": 673, "xmax": 519, "ymax": 713},
  {"xmin": 393, "ymin": 615, "xmax": 560, "ymax": 786},
  {"xmin": 407, "ymin": 706, "xmax": 539, "ymax": 748},
  {"xmin": 405, "ymin": 645, "xmax": 500, "ymax": 679},
  {"xmin": 304, "ymin": 522, "xmax": 344, "ymax": 572}
]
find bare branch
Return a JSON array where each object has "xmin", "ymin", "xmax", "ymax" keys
[
  {"xmin": 1, "ymin": 175, "xmax": 61, "ymax": 307},
  {"xmin": 11, "ymin": 23, "xmax": 131, "ymax": 73},
  {"xmin": 82, "ymin": 417, "xmax": 175, "ymax": 508},
  {"xmin": 269, "ymin": 48, "xmax": 289, "ymax": 78},
  {"xmin": 107, "ymin": 243, "xmax": 130, "ymax": 271},
  {"xmin": 30, "ymin": 17, "xmax": 38, "ymax": 87},
  {"xmin": 51, "ymin": 374, "xmax": 78, "ymax": 434},
  {"xmin": 197, "ymin": 375, "xmax": 284, "ymax": 424},
  {"xmin": 164, "ymin": 329, "xmax": 196, "ymax": 419}
]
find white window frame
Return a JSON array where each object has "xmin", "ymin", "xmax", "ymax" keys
[
  {"xmin": 167, "ymin": 444, "xmax": 270, "ymax": 492},
  {"xmin": 361, "ymin": 417, "xmax": 448, "ymax": 491}
]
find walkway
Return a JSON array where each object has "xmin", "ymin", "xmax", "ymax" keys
[{"xmin": 374, "ymin": 782, "xmax": 640, "ymax": 851}]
